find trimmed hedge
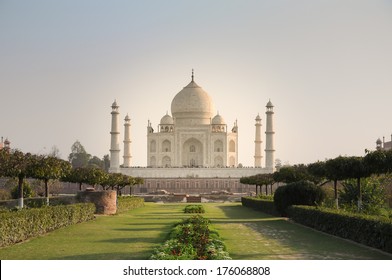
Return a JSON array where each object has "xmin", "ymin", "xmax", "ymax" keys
[
  {"xmin": 184, "ymin": 205, "xmax": 205, "ymax": 214},
  {"xmin": 288, "ymin": 205, "xmax": 392, "ymax": 254},
  {"xmin": 0, "ymin": 203, "xmax": 95, "ymax": 247},
  {"xmin": 241, "ymin": 197, "xmax": 278, "ymax": 216},
  {"xmin": 116, "ymin": 196, "xmax": 144, "ymax": 214},
  {"xmin": 274, "ymin": 181, "xmax": 326, "ymax": 216}
]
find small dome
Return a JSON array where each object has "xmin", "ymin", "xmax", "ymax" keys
[
  {"xmin": 212, "ymin": 113, "xmax": 225, "ymax": 125},
  {"xmin": 160, "ymin": 114, "xmax": 173, "ymax": 125},
  {"xmin": 266, "ymin": 100, "xmax": 274, "ymax": 107},
  {"xmin": 124, "ymin": 114, "xmax": 130, "ymax": 121},
  {"xmin": 376, "ymin": 138, "xmax": 382, "ymax": 144},
  {"xmin": 255, "ymin": 114, "xmax": 261, "ymax": 121},
  {"xmin": 112, "ymin": 100, "xmax": 118, "ymax": 107}
]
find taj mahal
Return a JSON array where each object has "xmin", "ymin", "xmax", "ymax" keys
[{"xmin": 108, "ymin": 71, "xmax": 276, "ymax": 194}]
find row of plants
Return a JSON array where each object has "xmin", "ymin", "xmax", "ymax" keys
[
  {"xmin": 287, "ymin": 205, "xmax": 392, "ymax": 254},
  {"xmin": 0, "ymin": 148, "xmax": 144, "ymax": 208},
  {"xmin": 241, "ymin": 149, "xmax": 392, "ymax": 212},
  {"xmin": 116, "ymin": 196, "xmax": 145, "ymax": 214},
  {"xmin": 184, "ymin": 204, "xmax": 205, "ymax": 213},
  {"xmin": 150, "ymin": 215, "xmax": 231, "ymax": 260},
  {"xmin": 0, "ymin": 203, "xmax": 96, "ymax": 247}
]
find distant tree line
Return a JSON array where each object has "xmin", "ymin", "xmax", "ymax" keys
[
  {"xmin": 0, "ymin": 140, "xmax": 143, "ymax": 208},
  {"xmin": 240, "ymin": 149, "xmax": 392, "ymax": 211}
]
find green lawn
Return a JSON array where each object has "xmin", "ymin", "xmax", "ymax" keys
[{"xmin": 0, "ymin": 202, "xmax": 390, "ymax": 260}]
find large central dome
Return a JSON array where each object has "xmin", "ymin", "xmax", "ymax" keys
[{"xmin": 171, "ymin": 76, "xmax": 215, "ymax": 126}]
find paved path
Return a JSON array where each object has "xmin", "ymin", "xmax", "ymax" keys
[{"xmin": 203, "ymin": 203, "xmax": 392, "ymax": 260}]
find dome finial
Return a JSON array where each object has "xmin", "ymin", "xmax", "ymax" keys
[{"xmin": 191, "ymin": 69, "xmax": 194, "ymax": 82}]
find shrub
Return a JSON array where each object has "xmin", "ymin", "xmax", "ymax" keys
[
  {"xmin": 287, "ymin": 205, "xmax": 392, "ymax": 254},
  {"xmin": 150, "ymin": 215, "xmax": 231, "ymax": 260},
  {"xmin": 0, "ymin": 203, "xmax": 95, "ymax": 247},
  {"xmin": 0, "ymin": 189, "xmax": 11, "ymax": 201},
  {"xmin": 184, "ymin": 204, "xmax": 205, "ymax": 214},
  {"xmin": 116, "ymin": 196, "xmax": 144, "ymax": 213},
  {"xmin": 340, "ymin": 176, "xmax": 388, "ymax": 215},
  {"xmin": 241, "ymin": 197, "xmax": 278, "ymax": 216},
  {"xmin": 274, "ymin": 180, "xmax": 326, "ymax": 216},
  {"xmin": 11, "ymin": 181, "xmax": 35, "ymax": 199}
]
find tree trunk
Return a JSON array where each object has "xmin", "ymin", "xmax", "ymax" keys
[
  {"xmin": 79, "ymin": 182, "xmax": 82, "ymax": 191},
  {"xmin": 255, "ymin": 185, "xmax": 258, "ymax": 196},
  {"xmin": 334, "ymin": 179, "xmax": 339, "ymax": 209},
  {"xmin": 270, "ymin": 184, "xmax": 273, "ymax": 195},
  {"xmin": 45, "ymin": 179, "xmax": 49, "ymax": 206},
  {"xmin": 18, "ymin": 176, "xmax": 24, "ymax": 208},
  {"xmin": 265, "ymin": 184, "xmax": 268, "ymax": 196},
  {"xmin": 357, "ymin": 177, "xmax": 362, "ymax": 211}
]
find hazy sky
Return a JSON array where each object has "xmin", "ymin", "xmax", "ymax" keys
[{"xmin": 1, "ymin": 0, "xmax": 391, "ymax": 167}]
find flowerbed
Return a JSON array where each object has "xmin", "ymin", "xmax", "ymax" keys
[{"xmin": 150, "ymin": 215, "xmax": 231, "ymax": 260}]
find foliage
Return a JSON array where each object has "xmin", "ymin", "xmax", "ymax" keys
[
  {"xmin": 116, "ymin": 196, "xmax": 144, "ymax": 214},
  {"xmin": 0, "ymin": 149, "xmax": 37, "ymax": 206},
  {"xmin": 10, "ymin": 181, "xmax": 35, "ymax": 199},
  {"xmin": 272, "ymin": 165, "xmax": 310, "ymax": 184},
  {"xmin": 273, "ymin": 180, "xmax": 326, "ymax": 216},
  {"xmin": 68, "ymin": 140, "xmax": 91, "ymax": 168},
  {"xmin": 0, "ymin": 203, "xmax": 95, "ymax": 247},
  {"xmin": 241, "ymin": 197, "xmax": 278, "ymax": 216},
  {"xmin": 0, "ymin": 189, "xmax": 11, "ymax": 201},
  {"xmin": 184, "ymin": 204, "xmax": 205, "ymax": 213},
  {"xmin": 31, "ymin": 155, "xmax": 72, "ymax": 203},
  {"xmin": 306, "ymin": 161, "xmax": 327, "ymax": 185},
  {"xmin": 339, "ymin": 176, "xmax": 388, "ymax": 215},
  {"xmin": 150, "ymin": 215, "xmax": 231, "ymax": 260},
  {"xmin": 287, "ymin": 205, "xmax": 392, "ymax": 254}
]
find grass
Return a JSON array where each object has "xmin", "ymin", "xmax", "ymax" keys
[{"xmin": 0, "ymin": 202, "xmax": 391, "ymax": 260}]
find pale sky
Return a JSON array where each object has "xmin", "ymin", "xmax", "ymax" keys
[{"xmin": 1, "ymin": 0, "xmax": 391, "ymax": 167}]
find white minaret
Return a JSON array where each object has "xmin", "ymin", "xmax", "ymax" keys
[
  {"xmin": 123, "ymin": 114, "xmax": 132, "ymax": 167},
  {"xmin": 110, "ymin": 100, "xmax": 121, "ymax": 171},
  {"xmin": 254, "ymin": 114, "xmax": 263, "ymax": 167},
  {"xmin": 265, "ymin": 100, "xmax": 275, "ymax": 172}
]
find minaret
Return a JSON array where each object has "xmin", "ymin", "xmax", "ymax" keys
[
  {"xmin": 110, "ymin": 100, "xmax": 121, "ymax": 171},
  {"xmin": 265, "ymin": 100, "xmax": 275, "ymax": 171},
  {"xmin": 254, "ymin": 114, "xmax": 262, "ymax": 167},
  {"xmin": 123, "ymin": 114, "xmax": 132, "ymax": 167}
]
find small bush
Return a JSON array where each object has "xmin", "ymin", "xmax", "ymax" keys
[
  {"xmin": 241, "ymin": 197, "xmax": 278, "ymax": 216},
  {"xmin": 11, "ymin": 181, "xmax": 35, "ymax": 199},
  {"xmin": 184, "ymin": 205, "xmax": 205, "ymax": 213},
  {"xmin": 274, "ymin": 180, "xmax": 326, "ymax": 216},
  {"xmin": 0, "ymin": 189, "xmax": 11, "ymax": 201},
  {"xmin": 288, "ymin": 205, "xmax": 392, "ymax": 254},
  {"xmin": 116, "ymin": 196, "xmax": 144, "ymax": 213},
  {"xmin": 0, "ymin": 203, "xmax": 95, "ymax": 247}
]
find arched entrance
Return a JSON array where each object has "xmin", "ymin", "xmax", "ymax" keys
[{"xmin": 182, "ymin": 138, "xmax": 203, "ymax": 167}]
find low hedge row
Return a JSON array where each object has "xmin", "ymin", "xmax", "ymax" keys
[
  {"xmin": 287, "ymin": 206, "xmax": 392, "ymax": 254},
  {"xmin": 0, "ymin": 203, "xmax": 95, "ymax": 247},
  {"xmin": 241, "ymin": 197, "xmax": 278, "ymax": 216},
  {"xmin": 184, "ymin": 205, "xmax": 205, "ymax": 213},
  {"xmin": 116, "ymin": 196, "xmax": 144, "ymax": 213}
]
